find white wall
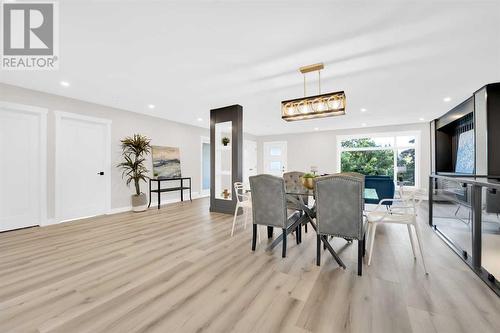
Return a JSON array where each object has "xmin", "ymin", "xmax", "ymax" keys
[
  {"xmin": 0, "ymin": 82, "xmax": 430, "ymax": 223},
  {"xmin": 0, "ymin": 83, "xmax": 256, "ymax": 220},
  {"xmin": 258, "ymin": 122, "xmax": 431, "ymax": 189}
]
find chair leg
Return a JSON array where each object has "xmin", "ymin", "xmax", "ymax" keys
[
  {"xmin": 295, "ymin": 226, "xmax": 300, "ymax": 245},
  {"xmin": 316, "ymin": 234, "xmax": 321, "ymax": 266},
  {"xmin": 413, "ymin": 221, "xmax": 429, "ymax": 275},
  {"xmin": 367, "ymin": 223, "xmax": 377, "ymax": 266},
  {"xmin": 251, "ymin": 224, "xmax": 257, "ymax": 251},
  {"xmin": 407, "ymin": 224, "xmax": 417, "ymax": 259},
  {"xmin": 358, "ymin": 238, "xmax": 363, "ymax": 276},
  {"xmin": 282, "ymin": 228, "xmax": 287, "ymax": 258},
  {"xmin": 305, "ymin": 223, "xmax": 308, "ymax": 233},
  {"xmin": 267, "ymin": 226, "xmax": 273, "ymax": 239},
  {"xmin": 231, "ymin": 205, "xmax": 239, "ymax": 237},
  {"xmin": 363, "ymin": 232, "xmax": 366, "ymax": 257}
]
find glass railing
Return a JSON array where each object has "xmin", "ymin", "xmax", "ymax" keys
[
  {"xmin": 429, "ymin": 174, "xmax": 500, "ymax": 295},
  {"xmin": 481, "ymin": 187, "xmax": 500, "ymax": 282}
]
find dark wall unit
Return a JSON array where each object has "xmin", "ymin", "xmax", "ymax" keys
[
  {"xmin": 431, "ymin": 83, "xmax": 500, "ymax": 176},
  {"xmin": 210, "ymin": 105, "xmax": 243, "ymax": 214},
  {"xmin": 485, "ymin": 84, "xmax": 500, "ymax": 175}
]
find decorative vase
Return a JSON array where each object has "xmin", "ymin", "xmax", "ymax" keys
[{"xmin": 132, "ymin": 193, "xmax": 148, "ymax": 212}]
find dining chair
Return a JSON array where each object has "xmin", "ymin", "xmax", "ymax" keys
[
  {"xmin": 366, "ymin": 188, "xmax": 428, "ymax": 274},
  {"xmin": 283, "ymin": 171, "xmax": 309, "ymax": 232},
  {"xmin": 314, "ymin": 173, "xmax": 367, "ymax": 275},
  {"xmin": 249, "ymin": 174, "xmax": 302, "ymax": 257},
  {"xmin": 231, "ymin": 182, "xmax": 256, "ymax": 239}
]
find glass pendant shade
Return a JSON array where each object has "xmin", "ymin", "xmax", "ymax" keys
[{"xmin": 281, "ymin": 91, "xmax": 346, "ymax": 121}]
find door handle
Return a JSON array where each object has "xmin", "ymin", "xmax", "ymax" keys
[{"xmin": 98, "ymin": 171, "xmax": 104, "ymax": 176}]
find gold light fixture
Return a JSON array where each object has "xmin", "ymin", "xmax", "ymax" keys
[{"xmin": 281, "ymin": 63, "xmax": 346, "ymax": 121}]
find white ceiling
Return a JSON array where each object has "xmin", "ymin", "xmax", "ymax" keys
[{"xmin": 1, "ymin": 0, "xmax": 500, "ymax": 135}]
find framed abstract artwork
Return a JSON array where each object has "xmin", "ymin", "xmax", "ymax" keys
[
  {"xmin": 455, "ymin": 130, "xmax": 474, "ymax": 174},
  {"xmin": 152, "ymin": 146, "xmax": 181, "ymax": 179}
]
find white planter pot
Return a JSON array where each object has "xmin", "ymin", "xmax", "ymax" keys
[{"xmin": 131, "ymin": 193, "xmax": 148, "ymax": 212}]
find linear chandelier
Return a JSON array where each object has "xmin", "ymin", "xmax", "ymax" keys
[{"xmin": 281, "ymin": 63, "xmax": 346, "ymax": 122}]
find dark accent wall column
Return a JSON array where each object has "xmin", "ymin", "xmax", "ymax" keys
[{"xmin": 209, "ymin": 105, "xmax": 243, "ymax": 214}]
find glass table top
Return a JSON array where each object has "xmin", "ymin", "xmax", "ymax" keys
[{"xmin": 285, "ymin": 188, "xmax": 379, "ymax": 200}]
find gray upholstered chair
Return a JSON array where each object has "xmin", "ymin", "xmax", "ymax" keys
[
  {"xmin": 314, "ymin": 172, "xmax": 367, "ymax": 275},
  {"xmin": 249, "ymin": 174, "xmax": 302, "ymax": 257},
  {"xmin": 283, "ymin": 171, "xmax": 309, "ymax": 232}
]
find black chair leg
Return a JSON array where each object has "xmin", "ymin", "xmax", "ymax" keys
[
  {"xmin": 267, "ymin": 226, "xmax": 273, "ymax": 239},
  {"xmin": 282, "ymin": 228, "xmax": 287, "ymax": 258},
  {"xmin": 305, "ymin": 223, "xmax": 308, "ymax": 233},
  {"xmin": 252, "ymin": 224, "xmax": 257, "ymax": 251},
  {"xmin": 358, "ymin": 238, "xmax": 363, "ymax": 276},
  {"xmin": 295, "ymin": 226, "xmax": 300, "ymax": 245},
  {"xmin": 316, "ymin": 234, "xmax": 321, "ymax": 266}
]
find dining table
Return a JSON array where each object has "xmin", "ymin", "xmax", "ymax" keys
[{"xmin": 264, "ymin": 187, "xmax": 380, "ymax": 268}]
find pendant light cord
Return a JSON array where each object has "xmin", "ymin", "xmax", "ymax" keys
[
  {"xmin": 318, "ymin": 71, "xmax": 321, "ymax": 94},
  {"xmin": 303, "ymin": 68, "xmax": 322, "ymax": 96},
  {"xmin": 303, "ymin": 74, "xmax": 306, "ymax": 96}
]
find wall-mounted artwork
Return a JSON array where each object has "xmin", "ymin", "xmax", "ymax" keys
[
  {"xmin": 152, "ymin": 146, "xmax": 181, "ymax": 179},
  {"xmin": 455, "ymin": 130, "xmax": 474, "ymax": 174}
]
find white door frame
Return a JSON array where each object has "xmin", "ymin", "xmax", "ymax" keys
[
  {"xmin": 263, "ymin": 141, "xmax": 288, "ymax": 175},
  {"xmin": 200, "ymin": 136, "xmax": 210, "ymax": 197},
  {"xmin": 0, "ymin": 101, "xmax": 48, "ymax": 227},
  {"xmin": 54, "ymin": 111, "xmax": 112, "ymax": 223}
]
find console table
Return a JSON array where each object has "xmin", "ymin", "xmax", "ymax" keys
[{"xmin": 148, "ymin": 177, "xmax": 192, "ymax": 209}]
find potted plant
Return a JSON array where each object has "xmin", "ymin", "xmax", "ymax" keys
[
  {"xmin": 221, "ymin": 137, "xmax": 230, "ymax": 146},
  {"xmin": 301, "ymin": 173, "xmax": 317, "ymax": 190},
  {"xmin": 118, "ymin": 134, "xmax": 152, "ymax": 212}
]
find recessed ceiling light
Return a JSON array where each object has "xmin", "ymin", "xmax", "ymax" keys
[
  {"xmin": 443, "ymin": 97, "xmax": 451, "ymax": 102},
  {"xmin": 419, "ymin": 117, "xmax": 425, "ymax": 121},
  {"xmin": 314, "ymin": 127, "xmax": 319, "ymax": 131},
  {"xmin": 197, "ymin": 118, "xmax": 203, "ymax": 122},
  {"xmin": 60, "ymin": 81, "xmax": 70, "ymax": 87},
  {"xmin": 360, "ymin": 108, "xmax": 367, "ymax": 112},
  {"xmin": 148, "ymin": 104, "xmax": 155, "ymax": 109},
  {"xmin": 361, "ymin": 123, "xmax": 367, "ymax": 127}
]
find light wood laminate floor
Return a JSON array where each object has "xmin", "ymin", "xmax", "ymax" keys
[{"xmin": 1, "ymin": 198, "xmax": 499, "ymax": 333}]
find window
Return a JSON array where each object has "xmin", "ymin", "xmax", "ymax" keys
[{"xmin": 337, "ymin": 133, "xmax": 419, "ymax": 186}]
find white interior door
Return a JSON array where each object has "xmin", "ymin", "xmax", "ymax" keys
[
  {"xmin": 243, "ymin": 140, "xmax": 257, "ymax": 184},
  {"xmin": 56, "ymin": 112, "xmax": 110, "ymax": 222},
  {"xmin": 0, "ymin": 103, "xmax": 46, "ymax": 231},
  {"xmin": 263, "ymin": 141, "xmax": 287, "ymax": 176}
]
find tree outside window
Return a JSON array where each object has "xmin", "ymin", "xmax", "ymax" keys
[{"xmin": 339, "ymin": 135, "xmax": 417, "ymax": 186}]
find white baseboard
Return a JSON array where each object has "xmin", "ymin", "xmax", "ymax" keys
[
  {"xmin": 40, "ymin": 218, "xmax": 57, "ymax": 226},
  {"xmin": 107, "ymin": 191, "xmax": 201, "ymax": 215},
  {"xmin": 108, "ymin": 206, "xmax": 133, "ymax": 215}
]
